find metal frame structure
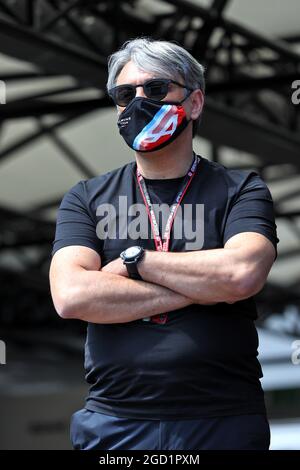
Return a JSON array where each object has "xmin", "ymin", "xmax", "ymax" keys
[{"xmin": 0, "ymin": 0, "xmax": 299, "ymax": 328}]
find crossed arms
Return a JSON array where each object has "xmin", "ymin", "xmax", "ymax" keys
[{"xmin": 49, "ymin": 231, "xmax": 276, "ymax": 324}]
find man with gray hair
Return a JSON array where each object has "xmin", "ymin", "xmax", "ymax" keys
[{"xmin": 50, "ymin": 37, "xmax": 278, "ymax": 450}]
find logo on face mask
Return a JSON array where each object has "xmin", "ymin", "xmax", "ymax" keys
[{"xmin": 117, "ymin": 97, "xmax": 190, "ymax": 152}]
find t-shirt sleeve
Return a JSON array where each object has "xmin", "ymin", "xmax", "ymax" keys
[
  {"xmin": 223, "ymin": 173, "xmax": 279, "ymax": 259},
  {"xmin": 51, "ymin": 181, "xmax": 102, "ymax": 258}
]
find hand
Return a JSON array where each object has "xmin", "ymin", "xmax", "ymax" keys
[{"xmin": 101, "ymin": 257, "xmax": 128, "ymax": 277}]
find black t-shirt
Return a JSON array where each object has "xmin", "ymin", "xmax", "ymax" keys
[{"xmin": 51, "ymin": 155, "xmax": 279, "ymax": 419}]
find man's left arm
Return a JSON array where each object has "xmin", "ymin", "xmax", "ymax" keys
[
  {"xmin": 138, "ymin": 232, "xmax": 276, "ymax": 304},
  {"xmin": 137, "ymin": 173, "xmax": 278, "ymax": 304}
]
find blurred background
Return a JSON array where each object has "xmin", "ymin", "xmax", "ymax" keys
[{"xmin": 0, "ymin": 0, "xmax": 299, "ymax": 450}]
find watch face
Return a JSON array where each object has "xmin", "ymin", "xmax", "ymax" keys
[{"xmin": 125, "ymin": 246, "xmax": 141, "ymax": 260}]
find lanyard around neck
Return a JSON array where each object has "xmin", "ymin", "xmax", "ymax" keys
[{"xmin": 136, "ymin": 153, "xmax": 199, "ymax": 252}]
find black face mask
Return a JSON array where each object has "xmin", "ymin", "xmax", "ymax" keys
[{"xmin": 117, "ymin": 96, "xmax": 191, "ymax": 152}]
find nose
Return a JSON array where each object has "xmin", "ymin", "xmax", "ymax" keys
[{"xmin": 135, "ymin": 84, "xmax": 146, "ymax": 98}]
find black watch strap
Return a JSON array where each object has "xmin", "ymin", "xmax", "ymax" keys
[{"xmin": 126, "ymin": 262, "xmax": 143, "ymax": 280}]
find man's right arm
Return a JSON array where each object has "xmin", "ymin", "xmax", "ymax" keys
[{"xmin": 49, "ymin": 245, "xmax": 193, "ymax": 324}]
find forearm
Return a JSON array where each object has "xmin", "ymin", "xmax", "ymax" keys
[
  {"xmin": 61, "ymin": 269, "xmax": 192, "ymax": 323},
  {"xmin": 138, "ymin": 249, "xmax": 245, "ymax": 304}
]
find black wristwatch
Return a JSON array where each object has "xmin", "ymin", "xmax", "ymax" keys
[{"xmin": 120, "ymin": 246, "xmax": 145, "ymax": 280}]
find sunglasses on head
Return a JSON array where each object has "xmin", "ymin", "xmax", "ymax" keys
[{"xmin": 108, "ymin": 78, "xmax": 194, "ymax": 107}]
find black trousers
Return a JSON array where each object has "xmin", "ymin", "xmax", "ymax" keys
[{"xmin": 70, "ymin": 409, "xmax": 270, "ymax": 450}]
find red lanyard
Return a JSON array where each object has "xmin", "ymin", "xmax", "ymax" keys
[
  {"xmin": 136, "ymin": 153, "xmax": 199, "ymax": 324},
  {"xmin": 137, "ymin": 153, "xmax": 199, "ymax": 252}
]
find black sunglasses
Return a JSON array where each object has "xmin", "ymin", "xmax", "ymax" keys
[{"xmin": 108, "ymin": 78, "xmax": 194, "ymax": 107}]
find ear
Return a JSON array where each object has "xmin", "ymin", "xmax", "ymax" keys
[
  {"xmin": 190, "ymin": 89, "xmax": 204, "ymax": 120},
  {"xmin": 117, "ymin": 105, "xmax": 121, "ymax": 116}
]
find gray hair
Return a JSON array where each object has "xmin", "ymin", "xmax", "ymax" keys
[{"xmin": 106, "ymin": 37, "xmax": 205, "ymax": 136}]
